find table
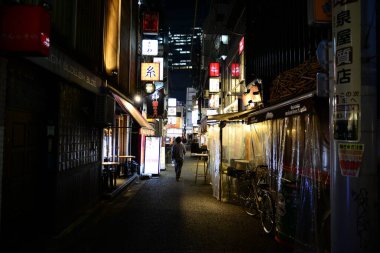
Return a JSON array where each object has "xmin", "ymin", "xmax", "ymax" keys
[
  {"xmin": 193, "ymin": 153, "xmax": 209, "ymax": 184},
  {"xmin": 102, "ymin": 161, "xmax": 119, "ymax": 190},
  {"xmin": 118, "ymin": 155, "xmax": 136, "ymax": 176}
]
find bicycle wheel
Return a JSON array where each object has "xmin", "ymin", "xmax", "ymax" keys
[
  {"xmin": 260, "ymin": 192, "xmax": 275, "ymax": 234},
  {"xmin": 243, "ymin": 189, "xmax": 258, "ymax": 216},
  {"xmin": 237, "ymin": 177, "xmax": 258, "ymax": 216},
  {"xmin": 237, "ymin": 177, "xmax": 250, "ymax": 204}
]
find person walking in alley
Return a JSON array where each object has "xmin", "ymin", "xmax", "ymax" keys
[{"xmin": 171, "ymin": 136, "xmax": 186, "ymax": 181}]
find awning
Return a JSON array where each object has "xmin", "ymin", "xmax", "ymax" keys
[
  {"xmin": 111, "ymin": 92, "xmax": 155, "ymax": 134},
  {"xmin": 207, "ymin": 108, "xmax": 255, "ymax": 122},
  {"xmin": 246, "ymin": 91, "xmax": 318, "ymax": 124}
]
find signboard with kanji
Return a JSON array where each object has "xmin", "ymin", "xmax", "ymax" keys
[
  {"xmin": 0, "ymin": 5, "xmax": 50, "ymax": 56},
  {"xmin": 146, "ymin": 89, "xmax": 164, "ymax": 118},
  {"xmin": 231, "ymin": 63, "xmax": 240, "ymax": 78},
  {"xmin": 332, "ymin": 0, "xmax": 361, "ymax": 141},
  {"xmin": 142, "ymin": 39, "xmax": 158, "ymax": 56},
  {"xmin": 142, "ymin": 12, "xmax": 159, "ymax": 35},
  {"xmin": 238, "ymin": 37, "xmax": 244, "ymax": 55},
  {"xmin": 209, "ymin": 62, "xmax": 220, "ymax": 77},
  {"xmin": 167, "ymin": 107, "xmax": 176, "ymax": 116},
  {"xmin": 141, "ymin": 62, "xmax": 160, "ymax": 81},
  {"xmin": 338, "ymin": 143, "xmax": 364, "ymax": 177}
]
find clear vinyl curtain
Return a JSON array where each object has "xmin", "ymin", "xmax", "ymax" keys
[
  {"xmin": 207, "ymin": 125, "xmax": 220, "ymax": 199},
  {"xmin": 222, "ymin": 123, "xmax": 248, "ymax": 163},
  {"xmin": 249, "ymin": 114, "xmax": 330, "ymax": 253},
  {"xmin": 207, "ymin": 123, "xmax": 251, "ymax": 200}
]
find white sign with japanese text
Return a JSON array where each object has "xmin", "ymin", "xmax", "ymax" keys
[
  {"xmin": 168, "ymin": 107, "xmax": 176, "ymax": 116},
  {"xmin": 332, "ymin": 0, "xmax": 361, "ymax": 141},
  {"xmin": 142, "ymin": 39, "xmax": 158, "ymax": 56},
  {"xmin": 144, "ymin": 136, "xmax": 161, "ymax": 175}
]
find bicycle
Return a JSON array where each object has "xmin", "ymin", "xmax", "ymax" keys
[{"xmin": 237, "ymin": 165, "xmax": 275, "ymax": 235}]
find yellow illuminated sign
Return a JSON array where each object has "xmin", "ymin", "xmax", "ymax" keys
[{"xmin": 141, "ymin": 62, "xmax": 160, "ymax": 81}]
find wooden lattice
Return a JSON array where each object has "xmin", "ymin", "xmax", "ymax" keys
[{"xmin": 269, "ymin": 57, "xmax": 324, "ymax": 103}]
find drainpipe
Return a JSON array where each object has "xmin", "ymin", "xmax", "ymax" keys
[{"xmin": 330, "ymin": 0, "xmax": 378, "ymax": 252}]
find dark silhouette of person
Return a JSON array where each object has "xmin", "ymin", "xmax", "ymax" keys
[{"xmin": 171, "ymin": 136, "xmax": 186, "ymax": 181}]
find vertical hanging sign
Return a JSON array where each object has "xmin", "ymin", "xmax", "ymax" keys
[
  {"xmin": 332, "ymin": 0, "xmax": 361, "ymax": 141},
  {"xmin": 209, "ymin": 62, "xmax": 220, "ymax": 77},
  {"xmin": 231, "ymin": 63, "xmax": 240, "ymax": 78},
  {"xmin": 142, "ymin": 11, "xmax": 159, "ymax": 35}
]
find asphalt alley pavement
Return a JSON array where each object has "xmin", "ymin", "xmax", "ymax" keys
[{"xmin": 45, "ymin": 153, "xmax": 292, "ymax": 253}]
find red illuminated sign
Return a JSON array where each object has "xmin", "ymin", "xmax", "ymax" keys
[
  {"xmin": 239, "ymin": 37, "xmax": 244, "ymax": 55},
  {"xmin": 142, "ymin": 12, "xmax": 159, "ymax": 35},
  {"xmin": 231, "ymin": 63, "xmax": 240, "ymax": 77},
  {"xmin": 209, "ymin": 62, "xmax": 220, "ymax": 77},
  {"xmin": 0, "ymin": 5, "xmax": 50, "ymax": 56}
]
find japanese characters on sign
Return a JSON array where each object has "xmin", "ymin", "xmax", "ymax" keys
[
  {"xmin": 209, "ymin": 62, "xmax": 220, "ymax": 77},
  {"xmin": 238, "ymin": 37, "xmax": 244, "ymax": 55},
  {"xmin": 338, "ymin": 143, "xmax": 364, "ymax": 177},
  {"xmin": 142, "ymin": 12, "xmax": 159, "ymax": 35},
  {"xmin": 0, "ymin": 5, "xmax": 51, "ymax": 56},
  {"xmin": 146, "ymin": 89, "xmax": 164, "ymax": 118},
  {"xmin": 141, "ymin": 62, "xmax": 160, "ymax": 81},
  {"xmin": 142, "ymin": 39, "xmax": 158, "ymax": 56},
  {"xmin": 167, "ymin": 107, "xmax": 176, "ymax": 116},
  {"xmin": 231, "ymin": 63, "xmax": 240, "ymax": 78},
  {"xmin": 239, "ymin": 48, "xmax": 245, "ymax": 83},
  {"xmin": 332, "ymin": 0, "xmax": 361, "ymax": 141}
]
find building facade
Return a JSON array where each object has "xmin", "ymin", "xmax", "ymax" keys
[{"xmin": 0, "ymin": 0, "xmax": 153, "ymax": 247}]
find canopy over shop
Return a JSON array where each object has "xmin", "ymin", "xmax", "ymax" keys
[{"xmin": 102, "ymin": 85, "xmax": 155, "ymax": 174}]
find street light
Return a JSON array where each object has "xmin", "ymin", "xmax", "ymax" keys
[{"xmin": 134, "ymin": 94, "xmax": 142, "ymax": 103}]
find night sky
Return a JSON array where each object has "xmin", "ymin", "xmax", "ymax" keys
[{"xmin": 147, "ymin": 0, "xmax": 210, "ymax": 103}]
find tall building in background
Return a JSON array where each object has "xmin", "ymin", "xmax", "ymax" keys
[
  {"xmin": 167, "ymin": 27, "xmax": 202, "ymax": 70},
  {"xmin": 165, "ymin": 27, "xmax": 203, "ymax": 103}
]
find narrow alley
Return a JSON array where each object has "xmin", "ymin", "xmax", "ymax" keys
[{"xmin": 45, "ymin": 154, "xmax": 290, "ymax": 253}]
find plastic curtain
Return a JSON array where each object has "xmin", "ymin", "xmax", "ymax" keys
[
  {"xmin": 249, "ymin": 114, "xmax": 330, "ymax": 252},
  {"xmin": 220, "ymin": 123, "xmax": 251, "ymax": 201},
  {"xmin": 222, "ymin": 124, "xmax": 247, "ymax": 163},
  {"xmin": 207, "ymin": 125, "xmax": 220, "ymax": 199}
]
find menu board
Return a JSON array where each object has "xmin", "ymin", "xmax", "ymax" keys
[{"xmin": 144, "ymin": 136, "xmax": 161, "ymax": 175}]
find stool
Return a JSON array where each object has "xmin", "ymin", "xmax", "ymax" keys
[
  {"xmin": 226, "ymin": 166, "xmax": 245, "ymax": 201},
  {"xmin": 194, "ymin": 153, "xmax": 209, "ymax": 184}
]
